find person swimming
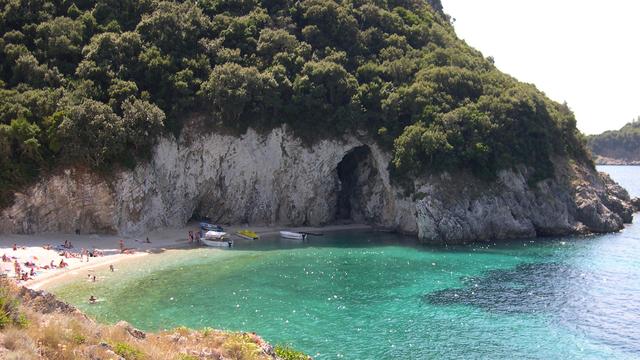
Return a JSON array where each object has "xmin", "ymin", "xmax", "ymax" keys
[{"xmin": 89, "ymin": 295, "xmax": 97, "ymax": 304}]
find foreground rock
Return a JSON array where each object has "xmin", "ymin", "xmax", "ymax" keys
[{"xmin": 0, "ymin": 123, "xmax": 635, "ymax": 244}]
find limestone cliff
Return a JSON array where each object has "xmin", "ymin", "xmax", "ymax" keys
[{"xmin": 0, "ymin": 123, "xmax": 635, "ymax": 244}]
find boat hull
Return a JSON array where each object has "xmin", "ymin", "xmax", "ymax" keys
[
  {"xmin": 201, "ymin": 238, "xmax": 233, "ymax": 247},
  {"xmin": 279, "ymin": 231, "xmax": 306, "ymax": 240},
  {"xmin": 236, "ymin": 233, "xmax": 258, "ymax": 240}
]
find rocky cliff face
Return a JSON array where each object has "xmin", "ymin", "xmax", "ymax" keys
[{"xmin": 0, "ymin": 123, "xmax": 635, "ymax": 243}]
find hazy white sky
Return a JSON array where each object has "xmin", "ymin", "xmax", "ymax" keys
[{"xmin": 441, "ymin": 0, "xmax": 640, "ymax": 135}]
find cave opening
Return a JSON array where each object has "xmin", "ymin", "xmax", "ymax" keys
[{"xmin": 335, "ymin": 145, "xmax": 382, "ymax": 223}]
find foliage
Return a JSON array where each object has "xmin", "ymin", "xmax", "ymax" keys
[
  {"xmin": 114, "ymin": 342, "xmax": 145, "ymax": 360},
  {"xmin": 0, "ymin": 281, "xmax": 26, "ymax": 329},
  {"xmin": 274, "ymin": 344, "xmax": 310, "ymax": 360},
  {"xmin": 0, "ymin": 0, "xmax": 591, "ymax": 205}
]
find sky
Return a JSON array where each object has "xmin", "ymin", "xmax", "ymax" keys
[{"xmin": 440, "ymin": 0, "xmax": 640, "ymax": 135}]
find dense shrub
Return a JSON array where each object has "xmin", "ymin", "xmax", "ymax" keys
[
  {"xmin": 0, "ymin": 0, "xmax": 590, "ymax": 205},
  {"xmin": 274, "ymin": 344, "xmax": 310, "ymax": 360},
  {"xmin": 0, "ymin": 280, "xmax": 27, "ymax": 329},
  {"xmin": 114, "ymin": 342, "xmax": 145, "ymax": 360}
]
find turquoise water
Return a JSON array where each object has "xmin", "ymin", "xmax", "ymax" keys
[{"xmin": 51, "ymin": 167, "xmax": 640, "ymax": 359}]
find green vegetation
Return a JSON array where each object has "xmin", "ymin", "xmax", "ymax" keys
[
  {"xmin": 114, "ymin": 342, "xmax": 145, "ymax": 360},
  {"xmin": 0, "ymin": 284, "xmax": 27, "ymax": 329},
  {"xmin": 588, "ymin": 117, "xmax": 640, "ymax": 162},
  {"xmin": 0, "ymin": 0, "xmax": 590, "ymax": 205},
  {"xmin": 274, "ymin": 344, "xmax": 310, "ymax": 360}
]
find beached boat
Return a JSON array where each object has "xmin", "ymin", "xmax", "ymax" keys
[
  {"xmin": 204, "ymin": 231, "xmax": 227, "ymax": 239},
  {"xmin": 200, "ymin": 238, "xmax": 233, "ymax": 247},
  {"xmin": 200, "ymin": 222, "xmax": 223, "ymax": 231},
  {"xmin": 236, "ymin": 230, "xmax": 259, "ymax": 240},
  {"xmin": 279, "ymin": 231, "xmax": 307, "ymax": 240}
]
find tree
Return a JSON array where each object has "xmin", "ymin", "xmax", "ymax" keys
[
  {"xmin": 58, "ymin": 99, "xmax": 126, "ymax": 167},
  {"xmin": 199, "ymin": 63, "xmax": 275, "ymax": 128}
]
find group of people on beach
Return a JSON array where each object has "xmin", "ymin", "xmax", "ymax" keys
[
  {"xmin": 188, "ymin": 231, "xmax": 201, "ymax": 243},
  {"xmin": 1, "ymin": 239, "xmax": 110, "ymax": 282}
]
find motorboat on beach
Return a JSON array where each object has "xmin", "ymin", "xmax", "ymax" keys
[
  {"xmin": 200, "ymin": 238, "xmax": 233, "ymax": 247},
  {"xmin": 201, "ymin": 230, "xmax": 232, "ymax": 247},
  {"xmin": 279, "ymin": 231, "xmax": 307, "ymax": 240},
  {"xmin": 204, "ymin": 231, "xmax": 227, "ymax": 239},
  {"xmin": 236, "ymin": 230, "xmax": 259, "ymax": 240}
]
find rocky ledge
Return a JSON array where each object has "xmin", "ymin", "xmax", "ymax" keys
[{"xmin": 0, "ymin": 123, "xmax": 636, "ymax": 244}]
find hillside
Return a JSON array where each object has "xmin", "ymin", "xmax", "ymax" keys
[
  {"xmin": 1, "ymin": 0, "xmax": 591, "ymax": 208},
  {"xmin": 588, "ymin": 117, "xmax": 640, "ymax": 165},
  {"xmin": 0, "ymin": 279, "xmax": 307, "ymax": 359}
]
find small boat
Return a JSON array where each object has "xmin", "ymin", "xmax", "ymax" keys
[
  {"xmin": 201, "ymin": 238, "xmax": 233, "ymax": 247},
  {"xmin": 236, "ymin": 230, "xmax": 259, "ymax": 240},
  {"xmin": 204, "ymin": 231, "xmax": 227, "ymax": 239},
  {"xmin": 279, "ymin": 231, "xmax": 307, "ymax": 240},
  {"xmin": 200, "ymin": 222, "xmax": 223, "ymax": 231}
]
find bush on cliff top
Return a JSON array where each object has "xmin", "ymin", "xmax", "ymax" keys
[{"xmin": 0, "ymin": 0, "xmax": 590, "ymax": 205}]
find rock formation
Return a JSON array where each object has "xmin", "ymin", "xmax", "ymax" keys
[{"xmin": 0, "ymin": 122, "xmax": 635, "ymax": 244}]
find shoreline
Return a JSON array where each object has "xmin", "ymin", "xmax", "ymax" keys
[{"xmin": 1, "ymin": 223, "xmax": 373, "ymax": 291}]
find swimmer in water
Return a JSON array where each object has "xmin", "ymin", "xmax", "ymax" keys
[{"xmin": 89, "ymin": 295, "xmax": 97, "ymax": 304}]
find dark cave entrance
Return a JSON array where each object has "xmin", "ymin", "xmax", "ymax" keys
[{"xmin": 335, "ymin": 145, "xmax": 383, "ymax": 223}]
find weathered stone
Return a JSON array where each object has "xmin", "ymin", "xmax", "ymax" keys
[
  {"xmin": 115, "ymin": 321, "xmax": 146, "ymax": 340},
  {"xmin": 0, "ymin": 124, "xmax": 634, "ymax": 244},
  {"xmin": 19, "ymin": 287, "xmax": 82, "ymax": 315}
]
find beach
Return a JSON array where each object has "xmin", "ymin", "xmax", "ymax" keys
[{"xmin": 0, "ymin": 223, "xmax": 372, "ymax": 290}]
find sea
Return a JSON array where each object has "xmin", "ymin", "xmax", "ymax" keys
[{"xmin": 51, "ymin": 166, "xmax": 640, "ymax": 359}]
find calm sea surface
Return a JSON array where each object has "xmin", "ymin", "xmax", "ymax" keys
[{"xmin": 52, "ymin": 166, "xmax": 640, "ymax": 359}]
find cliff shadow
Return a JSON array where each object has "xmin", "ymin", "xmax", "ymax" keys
[{"xmin": 335, "ymin": 145, "xmax": 385, "ymax": 224}]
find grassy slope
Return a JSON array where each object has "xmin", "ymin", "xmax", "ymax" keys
[{"xmin": 0, "ymin": 279, "xmax": 308, "ymax": 360}]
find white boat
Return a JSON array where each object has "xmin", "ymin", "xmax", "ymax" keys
[
  {"xmin": 201, "ymin": 238, "xmax": 233, "ymax": 247},
  {"xmin": 279, "ymin": 231, "xmax": 307, "ymax": 240},
  {"xmin": 204, "ymin": 231, "xmax": 227, "ymax": 239}
]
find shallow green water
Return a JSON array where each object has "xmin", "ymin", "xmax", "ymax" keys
[
  {"xmin": 51, "ymin": 230, "xmax": 640, "ymax": 359},
  {"xmin": 51, "ymin": 166, "xmax": 640, "ymax": 359}
]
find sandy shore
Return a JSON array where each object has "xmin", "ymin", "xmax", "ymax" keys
[{"xmin": 0, "ymin": 223, "xmax": 371, "ymax": 290}]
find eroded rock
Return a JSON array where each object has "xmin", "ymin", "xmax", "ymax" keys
[{"xmin": 0, "ymin": 124, "xmax": 635, "ymax": 244}]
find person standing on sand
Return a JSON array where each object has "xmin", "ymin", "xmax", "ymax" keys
[
  {"xmin": 14, "ymin": 260, "xmax": 21, "ymax": 278},
  {"xmin": 109, "ymin": 264, "xmax": 114, "ymax": 272},
  {"xmin": 12, "ymin": 244, "xmax": 17, "ymax": 251}
]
